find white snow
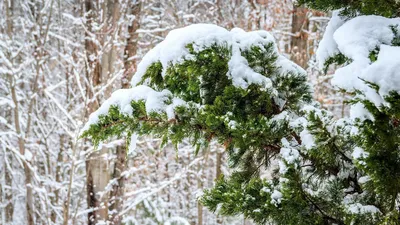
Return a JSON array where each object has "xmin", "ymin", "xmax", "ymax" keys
[
  {"xmin": 347, "ymin": 203, "xmax": 381, "ymax": 215},
  {"xmin": 261, "ymin": 187, "xmax": 271, "ymax": 193},
  {"xmin": 24, "ymin": 149, "xmax": 33, "ymax": 161},
  {"xmin": 270, "ymin": 190, "xmax": 283, "ymax": 206},
  {"xmin": 362, "ymin": 45, "xmax": 400, "ymax": 98},
  {"xmin": 319, "ymin": 15, "xmax": 400, "ymax": 91},
  {"xmin": 128, "ymin": 133, "xmax": 138, "ymax": 155},
  {"xmin": 164, "ymin": 217, "xmax": 190, "ymax": 225},
  {"xmin": 271, "ymin": 111, "xmax": 289, "ymax": 122},
  {"xmin": 289, "ymin": 115, "xmax": 315, "ymax": 150},
  {"xmin": 316, "ymin": 10, "xmax": 346, "ymax": 69},
  {"xmin": 334, "ymin": 16, "xmax": 399, "ymax": 64},
  {"xmin": 276, "ymin": 55, "xmax": 307, "ymax": 75},
  {"xmin": 280, "ymin": 147, "xmax": 300, "ymax": 164},
  {"xmin": 278, "ymin": 160, "xmax": 287, "ymax": 174},
  {"xmin": 352, "ymin": 147, "xmax": 369, "ymax": 160},
  {"xmin": 131, "ymin": 24, "xmax": 298, "ymax": 90},
  {"xmin": 350, "ymin": 103, "xmax": 374, "ymax": 122},
  {"xmin": 317, "ymin": 15, "xmax": 400, "ymax": 119},
  {"xmin": 278, "ymin": 138, "xmax": 300, "ymax": 173},
  {"xmin": 358, "ymin": 176, "xmax": 371, "ymax": 184},
  {"xmin": 82, "ymin": 85, "xmax": 186, "ymax": 132},
  {"xmin": 299, "ymin": 129, "xmax": 315, "ymax": 150},
  {"xmin": 227, "ymin": 120, "xmax": 237, "ymax": 130}
]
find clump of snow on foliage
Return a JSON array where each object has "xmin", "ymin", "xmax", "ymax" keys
[
  {"xmin": 131, "ymin": 24, "xmax": 301, "ymax": 90},
  {"xmin": 290, "ymin": 105, "xmax": 328, "ymax": 150},
  {"xmin": 270, "ymin": 190, "xmax": 283, "ymax": 206},
  {"xmin": 280, "ymin": 147, "xmax": 300, "ymax": 164},
  {"xmin": 290, "ymin": 116, "xmax": 315, "ymax": 150},
  {"xmin": 352, "ymin": 147, "xmax": 369, "ymax": 164},
  {"xmin": 82, "ymin": 85, "xmax": 186, "ymax": 132},
  {"xmin": 316, "ymin": 10, "xmax": 346, "ymax": 68},
  {"xmin": 279, "ymin": 138, "xmax": 300, "ymax": 169},
  {"xmin": 334, "ymin": 16, "xmax": 398, "ymax": 64},
  {"xmin": 261, "ymin": 186, "xmax": 271, "ymax": 193},
  {"xmin": 278, "ymin": 160, "xmax": 288, "ymax": 174},
  {"xmin": 331, "ymin": 16, "xmax": 400, "ymax": 93},
  {"xmin": 363, "ymin": 45, "xmax": 400, "ymax": 97},
  {"xmin": 358, "ymin": 176, "xmax": 371, "ymax": 184},
  {"xmin": 347, "ymin": 203, "xmax": 381, "ymax": 215},
  {"xmin": 84, "ymin": 24, "xmax": 307, "ymax": 133},
  {"xmin": 128, "ymin": 133, "xmax": 138, "ymax": 155},
  {"xmin": 350, "ymin": 103, "xmax": 374, "ymax": 122},
  {"xmin": 278, "ymin": 138, "xmax": 300, "ymax": 174},
  {"xmin": 317, "ymin": 15, "xmax": 400, "ymax": 120}
]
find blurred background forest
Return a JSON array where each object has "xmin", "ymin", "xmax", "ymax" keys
[{"xmin": 0, "ymin": 0, "xmax": 346, "ymax": 224}]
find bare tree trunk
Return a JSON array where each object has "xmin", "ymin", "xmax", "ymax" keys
[
  {"xmin": 86, "ymin": 148, "xmax": 110, "ymax": 224},
  {"xmin": 5, "ymin": 0, "xmax": 13, "ymax": 37},
  {"xmin": 215, "ymin": 151, "xmax": 223, "ymax": 224},
  {"xmin": 108, "ymin": 2, "xmax": 142, "ymax": 224},
  {"xmin": 290, "ymin": 6, "xmax": 310, "ymax": 69},
  {"xmin": 5, "ymin": 154, "xmax": 13, "ymax": 222},
  {"xmin": 247, "ymin": 0, "xmax": 261, "ymax": 30},
  {"xmin": 197, "ymin": 161, "xmax": 203, "ymax": 225},
  {"xmin": 85, "ymin": 0, "xmax": 128, "ymax": 223},
  {"xmin": 109, "ymin": 145, "xmax": 126, "ymax": 225},
  {"xmin": 122, "ymin": 0, "xmax": 141, "ymax": 89},
  {"xmin": 216, "ymin": 152, "xmax": 222, "ymax": 179},
  {"xmin": 84, "ymin": 1, "xmax": 107, "ymax": 224},
  {"xmin": 4, "ymin": 3, "xmax": 14, "ymax": 223},
  {"xmin": 6, "ymin": 1, "xmax": 35, "ymax": 224},
  {"xmin": 51, "ymin": 134, "xmax": 64, "ymax": 223},
  {"xmin": 9, "ymin": 76, "xmax": 34, "ymax": 225},
  {"xmin": 1, "ymin": 147, "xmax": 13, "ymax": 224}
]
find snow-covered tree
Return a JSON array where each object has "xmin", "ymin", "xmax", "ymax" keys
[
  {"xmin": 82, "ymin": 23, "xmax": 313, "ymax": 222},
  {"xmin": 83, "ymin": 3, "xmax": 400, "ymax": 225}
]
